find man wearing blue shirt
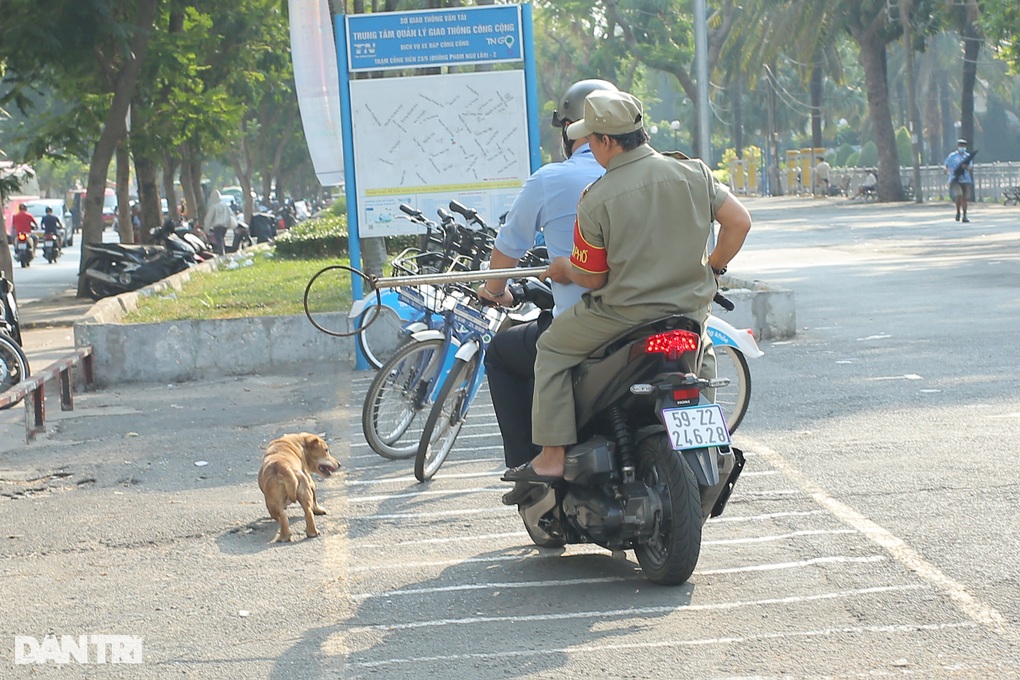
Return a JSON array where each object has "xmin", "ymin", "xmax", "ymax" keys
[
  {"xmin": 477, "ymin": 79, "xmax": 617, "ymax": 469},
  {"xmin": 944, "ymin": 138, "xmax": 974, "ymax": 223}
]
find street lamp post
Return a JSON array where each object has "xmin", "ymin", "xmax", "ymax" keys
[{"xmin": 670, "ymin": 120, "xmax": 681, "ymax": 150}]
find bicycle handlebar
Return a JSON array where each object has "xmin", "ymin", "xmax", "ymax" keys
[{"xmin": 369, "ymin": 266, "xmax": 549, "ymax": 290}]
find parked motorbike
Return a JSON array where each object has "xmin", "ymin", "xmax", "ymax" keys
[
  {"xmin": 0, "ymin": 269, "xmax": 29, "ymax": 409},
  {"xmin": 42, "ymin": 233, "xmax": 61, "ymax": 263},
  {"xmin": 152, "ymin": 220, "xmax": 212, "ymax": 262},
  {"xmin": 14, "ymin": 232, "xmax": 34, "ymax": 267},
  {"xmin": 80, "ymin": 242, "xmax": 192, "ymax": 300},
  {"xmin": 504, "ymin": 281, "xmax": 744, "ymax": 586}
]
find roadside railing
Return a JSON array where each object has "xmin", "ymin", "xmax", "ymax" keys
[
  {"xmin": 730, "ymin": 161, "xmax": 1020, "ymax": 202},
  {"xmin": 0, "ymin": 346, "xmax": 94, "ymax": 443}
]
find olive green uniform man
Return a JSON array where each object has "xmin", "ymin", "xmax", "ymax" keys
[{"xmin": 505, "ymin": 90, "xmax": 752, "ymax": 483}]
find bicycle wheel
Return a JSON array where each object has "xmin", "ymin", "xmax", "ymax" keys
[
  {"xmin": 355, "ymin": 304, "xmax": 409, "ymax": 370},
  {"xmin": 303, "ymin": 265, "xmax": 377, "ymax": 337},
  {"xmin": 362, "ymin": 338, "xmax": 446, "ymax": 460},
  {"xmin": 713, "ymin": 345, "xmax": 751, "ymax": 434},
  {"xmin": 0, "ymin": 333, "xmax": 30, "ymax": 410},
  {"xmin": 415, "ymin": 354, "xmax": 479, "ymax": 482}
]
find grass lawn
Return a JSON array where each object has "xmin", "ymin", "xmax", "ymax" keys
[{"xmin": 122, "ymin": 251, "xmax": 353, "ymax": 323}]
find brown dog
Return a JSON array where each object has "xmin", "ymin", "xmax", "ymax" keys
[{"xmin": 258, "ymin": 433, "xmax": 340, "ymax": 542}]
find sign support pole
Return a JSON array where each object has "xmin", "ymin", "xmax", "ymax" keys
[
  {"xmin": 333, "ymin": 14, "xmax": 368, "ymax": 369},
  {"xmin": 521, "ymin": 3, "xmax": 541, "ymax": 173}
]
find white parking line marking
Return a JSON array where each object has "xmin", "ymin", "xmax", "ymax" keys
[
  {"xmin": 351, "ymin": 528, "xmax": 856, "ymax": 552},
  {"xmin": 347, "ymin": 486, "xmax": 503, "ymax": 503},
  {"xmin": 346, "ymin": 470, "xmax": 503, "ymax": 485},
  {"xmin": 354, "ymin": 507, "xmax": 511, "ymax": 521},
  {"xmin": 349, "ymin": 555, "xmax": 887, "ymax": 599},
  {"xmin": 352, "ymin": 531, "xmax": 528, "ymax": 550},
  {"xmin": 352, "ymin": 576, "xmax": 634, "ymax": 600},
  {"xmin": 705, "ymin": 529, "xmax": 857, "ymax": 546},
  {"xmin": 344, "ymin": 584, "xmax": 924, "ymax": 633},
  {"xmin": 750, "ymin": 439, "xmax": 1020, "ymax": 646},
  {"xmin": 698, "ymin": 554, "xmax": 886, "ymax": 575},
  {"xmin": 709, "ymin": 510, "xmax": 825, "ymax": 523},
  {"xmin": 349, "ymin": 620, "xmax": 974, "ymax": 669}
]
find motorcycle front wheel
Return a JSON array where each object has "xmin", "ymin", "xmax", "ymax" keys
[
  {"xmin": 0, "ymin": 333, "xmax": 30, "ymax": 409},
  {"xmin": 415, "ymin": 355, "xmax": 478, "ymax": 482},
  {"xmin": 633, "ymin": 434, "xmax": 703, "ymax": 585}
]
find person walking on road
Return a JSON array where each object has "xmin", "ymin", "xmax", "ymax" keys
[
  {"xmin": 504, "ymin": 89, "xmax": 752, "ymax": 484},
  {"xmin": 204, "ymin": 190, "xmax": 237, "ymax": 255},
  {"xmin": 945, "ymin": 139, "xmax": 974, "ymax": 223},
  {"xmin": 477, "ymin": 79, "xmax": 617, "ymax": 470}
]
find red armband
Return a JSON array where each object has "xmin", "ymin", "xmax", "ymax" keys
[{"xmin": 570, "ymin": 219, "xmax": 608, "ymax": 274}]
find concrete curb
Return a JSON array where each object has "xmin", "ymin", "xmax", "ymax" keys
[
  {"xmin": 717, "ymin": 274, "xmax": 796, "ymax": 341},
  {"xmin": 73, "ymin": 249, "xmax": 354, "ymax": 385}
]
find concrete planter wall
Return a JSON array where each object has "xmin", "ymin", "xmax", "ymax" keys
[
  {"xmin": 716, "ymin": 274, "xmax": 796, "ymax": 341},
  {"xmin": 74, "ymin": 250, "xmax": 354, "ymax": 385}
]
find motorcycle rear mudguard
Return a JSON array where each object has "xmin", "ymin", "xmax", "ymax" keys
[{"xmin": 635, "ymin": 425, "xmax": 740, "ymax": 520}]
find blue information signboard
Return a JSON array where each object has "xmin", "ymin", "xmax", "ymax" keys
[{"xmin": 347, "ymin": 5, "xmax": 522, "ymax": 72}]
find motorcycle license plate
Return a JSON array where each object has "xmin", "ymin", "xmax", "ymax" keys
[
  {"xmin": 661, "ymin": 404, "xmax": 731, "ymax": 451},
  {"xmin": 16, "ymin": 242, "xmax": 27, "ymax": 250}
]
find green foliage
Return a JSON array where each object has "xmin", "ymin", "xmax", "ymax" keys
[
  {"xmin": 858, "ymin": 141, "xmax": 878, "ymax": 168},
  {"xmin": 123, "ymin": 252, "xmax": 351, "ymax": 322},
  {"xmin": 846, "ymin": 151, "xmax": 861, "ymax": 167},
  {"xmin": 274, "ymin": 215, "xmax": 348, "ymax": 259},
  {"xmin": 983, "ymin": 0, "xmax": 1020, "ymax": 73},
  {"xmin": 895, "ymin": 127, "xmax": 913, "ymax": 165},
  {"xmin": 328, "ymin": 195, "xmax": 348, "ymax": 218},
  {"xmin": 835, "ymin": 144, "xmax": 856, "ymax": 167}
]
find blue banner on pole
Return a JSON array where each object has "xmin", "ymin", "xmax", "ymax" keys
[{"xmin": 347, "ymin": 5, "xmax": 522, "ymax": 72}]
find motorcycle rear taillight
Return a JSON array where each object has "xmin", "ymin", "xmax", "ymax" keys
[
  {"xmin": 17, "ymin": 233, "xmax": 27, "ymax": 242},
  {"xmin": 672, "ymin": 387, "xmax": 700, "ymax": 403},
  {"xmin": 640, "ymin": 329, "xmax": 700, "ymax": 361}
]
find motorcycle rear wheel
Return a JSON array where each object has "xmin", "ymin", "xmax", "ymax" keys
[
  {"xmin": 362, "ymin": 338, "xmax": 445, "ymax": 460},
  {"xmin": 0, "ymin": 333, "xmax": 30, "ymax": 410},
  {"xmin": 633, "ymin": 434, "xmax": 704, "ymax": 585},
  {"xmin": 415, "ymin": 355, "xmax": 477, "ymax": 482}
]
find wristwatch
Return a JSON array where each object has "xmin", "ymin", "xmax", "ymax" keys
[{"xmin": 711, "ymin": 265, "xmax": 727, "ymax": 276}]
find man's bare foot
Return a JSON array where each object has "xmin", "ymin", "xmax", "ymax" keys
[{"xmin": 530, "ymin": 446, "xmax": 566, "ymax": 477}]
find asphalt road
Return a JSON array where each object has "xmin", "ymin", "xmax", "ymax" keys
[{"xmin": 1, "ymin": 196, "xmax": 1019, "ymax": 678}]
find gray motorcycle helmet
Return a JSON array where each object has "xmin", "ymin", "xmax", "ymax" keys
[{"xmin": 551, "ymin": 79, "xmax": 619, "ymax": 128}]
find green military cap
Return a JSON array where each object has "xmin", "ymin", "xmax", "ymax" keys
[{"xmin": 566, "ymin": 90, "xmax": 644, "ymax": 140}]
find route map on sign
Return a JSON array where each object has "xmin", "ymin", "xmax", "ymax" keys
[{"xmin": 350, "ymin": 70, "xmax": 530, "ymax": 236}]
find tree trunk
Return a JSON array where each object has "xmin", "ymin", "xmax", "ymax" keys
[
  {"xmin": 135, "ymin": 154, "xmax": 161, "ymax": 244},
  {"xmin": 188, "ymin": 156, "xmax": 204, "ymax": 220},
  {"xmin": 851, "ymin": 28, "xmax": 904, "ymax": 201},
  {"xmin": 960, "ymin": 10, "xmax": 980, "ymax": 146},
  {"xmin": 116, "ymin": 143, "xmax": 133, "ymax": 243},
  {"xmin": 730, "ymin": 76, "xmax": 743, "ymax": 158},
  {"xmin": 179, "ymin": 147, "xmax": 198, "ymax": 222},
  {"xmin": 938, "ymin": 70, "xmax": 953, "ymax": 162},
  {"xmin": 810, "ymin": 63, "xmax": 823, "ymax": 149},
  {"xmin": 77, "ymin": 0, "xmax": 159, "ymax": 297},
  {"xmin": 162, "ymin": 151, "xmax": 180, "ymax": 221},
  {"xmin": 230, "ymin": 152, "xmax": 256, "ymax": 225}
]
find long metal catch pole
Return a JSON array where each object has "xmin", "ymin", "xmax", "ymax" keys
[{"xmin": 368, "ymin": 266, "xmax": 548, "ymax": 290}]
